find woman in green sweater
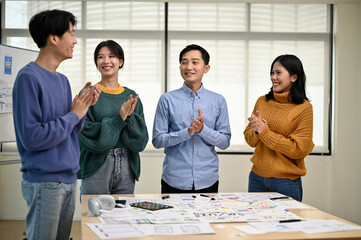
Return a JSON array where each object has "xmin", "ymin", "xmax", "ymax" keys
[{"xmin": 77, "ymin": 40, "xmax": 148, "ymax": 195}]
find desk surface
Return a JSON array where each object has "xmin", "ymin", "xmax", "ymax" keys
[{"xmin": 81, "ymin": 194, "xmax": 361, "ymax": 240}]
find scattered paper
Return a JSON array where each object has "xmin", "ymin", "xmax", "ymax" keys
[
  {"xmin": 276, "ymin": 200, "xmax": 312, "ymax": 209},
  {"xmin": 249, "ymin": 219, "xmax": 361, "ymax": 234},
  {"xmin": 286, "ymin": 219, "xmax": 361, "ymax": 234},
  {"xmin": 85, "ymin": 195, "xmax": 361, "ymax": 239},
  {"xmin": 233, "ymin": 224, "xmax": 266, "ymax": 234},
  {"xmin": 87, "ymin": 222, "xmax": 215, "ymax": 239}
]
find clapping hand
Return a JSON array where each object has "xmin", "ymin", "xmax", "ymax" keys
[
  {"xmin": 248, "ymin": 110, "xmax": 267, "ymax": 134},
  {"xmin": 188, "ymin": 108, "xmax": 204, "ymax": 136},
  {"xmin": 119, "ymin": 94, "xmax": 139, "ymax": 121}
]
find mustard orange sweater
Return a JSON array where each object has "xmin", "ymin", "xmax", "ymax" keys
[{"xmin": 244, "ymin": 91, "xmax": 314, "ymax": 180}]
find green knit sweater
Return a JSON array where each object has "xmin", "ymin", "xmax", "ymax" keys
[{"xmin": 77, "ymin": 86, "xmax": 148, "ymax": 180}]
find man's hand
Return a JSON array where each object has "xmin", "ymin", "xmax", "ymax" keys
[
  {"xmin": 188, "ymin": 108, "xmax": 204, "ymax": 136},
  {"xmin": 71, "ymin": 82, "xmax": 94, "ymax": 120}
]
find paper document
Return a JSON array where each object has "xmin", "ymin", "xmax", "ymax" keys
[
  {"xmin": 249, "ymin": 219, "xmax": 361, "ymax": 234},
  {"xmin": 87, "ymin": 223, "xmax": 215, "ymax": 239}
]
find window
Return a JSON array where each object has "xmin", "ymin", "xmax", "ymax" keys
[{"xmin": 3, "ymin": 1, "xmax": 332, "ymax": 154}]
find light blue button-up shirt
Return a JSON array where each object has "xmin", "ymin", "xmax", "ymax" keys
[{"xmin": 152, "ymin": 83, "xmax": 231, "ymax": 190}]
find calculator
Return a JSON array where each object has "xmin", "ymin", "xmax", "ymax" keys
[{"xmin": 130, "ymin": 201, "xmax": 173, "ymax": 211}]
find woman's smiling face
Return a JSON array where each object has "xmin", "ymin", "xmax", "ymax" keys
[
  {"xmin": 271, "ymin": 61, "xmax": 297, "ymax": 93},
  {"xmin": 96, "ymin": 46, "xmax": 123, "ymax": 77}
]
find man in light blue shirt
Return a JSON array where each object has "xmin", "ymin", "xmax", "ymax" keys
[{"xmin": 152, "ymin": 44, "xmax": 231, "ymax": 193}]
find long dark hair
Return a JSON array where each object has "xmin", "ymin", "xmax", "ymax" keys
[{"xmin": 266, "ymin": 54, "xmax": 309, "ymax": 104}]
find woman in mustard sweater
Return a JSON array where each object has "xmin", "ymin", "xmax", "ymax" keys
[
  {"xmin": 77, "ymin": 40, "xmax": 148, "ymax": 195},
  {"xmin": 244, "ymin": 54, "xmax": 314, "ymax": 201}
]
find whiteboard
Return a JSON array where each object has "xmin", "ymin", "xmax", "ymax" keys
[{"xmin": 0, "ymin": 44, "xmax": 38, "ymax": 142}]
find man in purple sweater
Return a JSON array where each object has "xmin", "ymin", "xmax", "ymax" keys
[{"xmin": 12, "ymin": 10, "xmax": 100, "ymax": 240}]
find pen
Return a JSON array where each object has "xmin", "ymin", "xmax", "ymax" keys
[
  {"xmin": 115, "ymin": 200, "xmax": 126, "ymax": 205},
  {"xmin": 279, "ymin": 219, "xmax": 301, "ymax": 223},
  {"xmin": 115, "ymin": 199, "xmax": 126, "ymax": 208},
  {"xmin": 270, "ymin": 196, "xmax": 290, "ymax": 200},
  {"xmin": 162, "ymin": 195, "xmax": 170, "ymax": 200},
  {"xmin": 200, "ymin": 194, "xmax": 215, "ymax": 200}
]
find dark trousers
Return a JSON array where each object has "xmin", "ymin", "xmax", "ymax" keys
[
  {"xmin": 248, "ymin": 171, "xmax": 303, "ymax": 201},
  {"xmin": 161, "ymin": 179, "xmax": 219, "ymax": 194}
]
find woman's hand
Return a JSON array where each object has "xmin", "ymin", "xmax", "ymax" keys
[
  {"xmin": 119, "ymin": 95, "xmax": 138, "ymax": 121},
  {"xmin": 247, "ymin": 110, "xmax": 267, "ymax": 134}
]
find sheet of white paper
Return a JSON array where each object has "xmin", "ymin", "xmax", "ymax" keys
[
  {"xmin": 169, "ymin": 194, "xmax": 196, "ymax": 202},
  {"xmin": 87, "ymin": 224, "xmax": 145, "ymax": 239},
  {"xmin": 140, "ymin": 223, "xmax": 215, "ymax": 235},
  {"xmin": 249, "ymin": 221, "xmax": 298, "ymax": 233},
  {"xmin": 276, "ymin": 200, "xmax": 312, "ymax": 209},
  {"xmin": 250, "ymin": 219, "xmax": 361, "ymax": 234},
  {"xmin": 87, "ymin": 223, "xmax": 215, "ymax": 239},
  {"xmin": 233, "ymin": 224, "xmax": 266, "ymax": 234},
  {"xmin": 285, "ymin": 219, "xmax": 361, "ymax": 234},
  {"xmin": 221, "ymin": 192, "xmax": 288, "ymax": 202}
]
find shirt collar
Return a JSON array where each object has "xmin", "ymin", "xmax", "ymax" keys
[{"xmin": 182, "ymin": 82, "xmax": 204, "ymax": 98}]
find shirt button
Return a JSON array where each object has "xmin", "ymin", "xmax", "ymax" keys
[
  {"xmin": 194, "ymin": 115, "xmax": 197, "ymax": 118},
  {"xmin": 185, "ymin": 137, "xmax": 188, "ymax": 140}
]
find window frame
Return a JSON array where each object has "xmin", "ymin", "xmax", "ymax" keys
[{"xmin": 1, "ymin": 1, "xmax": 333, "ymax": 155}]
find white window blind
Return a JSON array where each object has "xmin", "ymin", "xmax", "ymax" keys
[{"xmin": 3, "ymin": 1, "xmax": 332, "ymax": 154}]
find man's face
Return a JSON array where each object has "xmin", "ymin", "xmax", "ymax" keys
[
  {"xmin": 57, "ymin": 22, "xmax": 78, "ymax": 60},
  {"xmin": 179, "ymin": 50, "xmax": 210, "ymax": 87}
]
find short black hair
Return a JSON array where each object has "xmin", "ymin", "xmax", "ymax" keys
[
  {"xmin": 179, "ymin": 44, "xmax": 210, "ymax": 65},
  {"xmin": 94, "ymin": 40, "xmax": 125, "ymax": 69},
  {"xmin": 29, "ymin": 9, "xmax": 77, "ymax": 48}
]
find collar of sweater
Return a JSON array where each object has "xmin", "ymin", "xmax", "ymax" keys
[
  {"xmin": 96, "ymin": 82, "xmax": 125, "ymax": 94},
  {"xmin": 273, "ymin": 91, "xmax": 291, "ymax": 103}
]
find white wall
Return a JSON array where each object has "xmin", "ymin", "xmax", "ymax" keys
[
  {"xmin": 330, "ymin": 2, "xmax": 361, "ymax": 225},
  {"xmin": 0, "ymin": 2, "xmax": 360, "ymax": 225}
]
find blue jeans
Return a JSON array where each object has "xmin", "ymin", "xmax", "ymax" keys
[
  {"xmin": 80, "ymin": 148, "xmax": 135, "ymax": 196},
  {"xmin": 248, "ymin": 171, "xmax": 303, "ymax": 201},
  {"xmin": 21, "ymin": 179, "xmax": 76, "ymax": 240}
]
